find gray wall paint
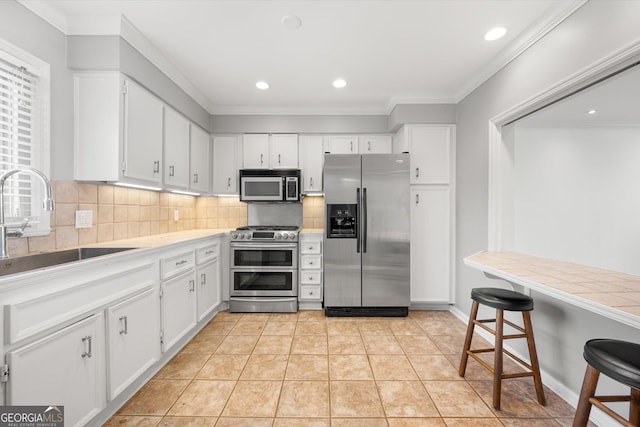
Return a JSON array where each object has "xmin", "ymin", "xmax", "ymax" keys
[
  {"xmin": 456, "ymin": 0, "xmax": 640, "ymax": 401},
  {"xmin": 67, "ymin": 35, "xmax": 120, "ymax": 70},
  {"xmin": 387, "ymin": 104, "xmax": 456, "ymax": 131},
  {"xmin": 0, "ymin": 1, "xmax": 73, "ymax": 181},
  {"xmin": 210, "ymin": 114, "xmax": 389, "ymax": 134}
]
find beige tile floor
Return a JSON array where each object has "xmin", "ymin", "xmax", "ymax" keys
[{"xmin": 105, "ymin": 310, "xmax": 582, "ymax": 427}]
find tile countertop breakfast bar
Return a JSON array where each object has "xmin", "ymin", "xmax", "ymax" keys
[{"xmin": 465, "ymin": 251, "xmax": 640, "ymax": 330}]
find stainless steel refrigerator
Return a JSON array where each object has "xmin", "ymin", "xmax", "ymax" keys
[{"xmin": 323, "ymin": 153, "xmax": 410, "ymax": 316}]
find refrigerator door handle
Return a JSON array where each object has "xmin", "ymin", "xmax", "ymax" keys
[
  {"xmin": 362, "ymin": 187, "xmax": 368, "ymax": 253},
  {"xmin": 356, "ymin": 188, "xmax": 361, "ymax": 253}
]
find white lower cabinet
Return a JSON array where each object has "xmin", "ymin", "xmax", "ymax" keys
[
  {"xmin": 106, "ymin": 288, "xmax": 160, "ymax": 400},
  {"xmin": 410, "ymin": 186, "xmax": 451, "ymax": 303},
  {"xmin": 6, "ymin": 314, "xmax": 104, "ymax": 427},
  {"xmin": 197, "ymin": 258, "xmax": 221, "ymax": 321},
  {"xmin": 299, "ymin": 233, "xmax": 323, "ymax": 308},
  {"xmin": 161, "ymin": 269, "xmax": 197, "ymax": 352}
]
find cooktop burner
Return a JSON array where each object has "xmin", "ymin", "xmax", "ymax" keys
[{"xmin": 237, "ymin": 225, "xmax": 300, "ymax": 231}]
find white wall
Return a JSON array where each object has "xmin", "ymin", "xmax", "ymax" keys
[
  {"xmin": 514, "ymin": 126, "xmax": 640, "ymax": 275},
  {"xmin": 456, "ymin": 0, "xmax": 640, "ymax": 415}
]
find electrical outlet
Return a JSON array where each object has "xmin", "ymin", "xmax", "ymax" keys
[
  {"xmin": 75, "ymin": 210, "xmax": 93, "ymax": 228},
  {"xmin": 174, "ymin": 210, "xmax": 180, "ymax": 221}
]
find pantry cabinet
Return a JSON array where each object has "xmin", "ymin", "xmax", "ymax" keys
[
  {"xmin": 106, "ymin": 288, "xmax": 160, "ymax": 401},
  {"xmin": 190, "ymin": 125, "xmax": 211, "ymax": 193},
  {"xmin": 212, "ymin": 134, "xmax": 241, "ymax": 195},
  {"xmin": 6, "ymin": 314, "xmax": 104, "ymax": 427},
  {"xmin": 163, "ymin": 106, "xmax": 190, "ymax": 189},
  {"xmin": 299, "ymin": 135, "xmax": 324, "ymax": 193}
]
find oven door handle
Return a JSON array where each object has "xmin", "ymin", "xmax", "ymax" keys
[
  {"xmin": 230, "ymin": 297, "xmax": 297, "ymax": 303},
  {"xmin": 230, "ymin": 243, "xmax": 298, "ymax": 249}
]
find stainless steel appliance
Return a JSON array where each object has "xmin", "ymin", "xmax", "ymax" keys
[
  {"xmin": 239, "ymin": 169, "xmax": 300, "ymax": 202},
  {"xmin": 324, "ymin": 153, "xmax": 410, "ymax": 316},
  {"xmin": 229, "ymin": 225, "xmax": 299, "ymax": 313}
]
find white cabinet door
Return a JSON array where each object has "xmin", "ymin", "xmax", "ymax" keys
[
  {"xmin": 410, "ymin": 187, "xmax": 451, "ymax": 303},
  {"xmin": 325, "ymin": 135, "xmax": 358, "ymax": 154},
  {"xmin": 6, "ymin": 314, "xmax": 104, "ymax": 427},
  {"xmin": 359, "ymin": 135, "xmax": 392, "ymax": 154},
  {"xmin": 163, "ymin": 107, "xmax": 190, "ymax": 189},
  {"xmin": 197, "ymin": 257, "xmax": 221, "ymax": 321},
  {"xmin": 243, "ymin": 134, "xmax": 270, "ymax": 168},
  {"xmin": 123, "ymin": 79, "xmax": 163, "ymax": 185},
  {"xmin": 299, "ymin": 135, "xmax": 324, "ymax": 193},
  {"xmin": 190, "ymin": 125, "xmax": 211, "ymax": 193},
  {"xmin": 270, "ymin": 134, "xmax": 299, "ymax": 168},
  {"xmin": 408, "ymin": 126, "xmax": 451, "ymax": 185},
  {"xmin": 161, "ymin": 270, "xmax": 197, "ymax": 352},
  {"xmin": 106, "ymin": 288, "xmax": 160, "ymax": 401},
  {"xmin": 212, "ymin": 135, "xmax": 241, "ymax": 194}
]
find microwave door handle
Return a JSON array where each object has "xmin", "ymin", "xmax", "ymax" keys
[
  {"xmin": 362, "ymin": 187, "xmax": 367, "ymax": 253},
  {"xmin": 356, "ymin": 188, "xmax": 361, "ymax": 253}
]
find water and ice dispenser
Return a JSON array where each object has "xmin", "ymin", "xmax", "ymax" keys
[{"xmin": 326, "ymin": 204, "xmax": 357, "ymax": 238}]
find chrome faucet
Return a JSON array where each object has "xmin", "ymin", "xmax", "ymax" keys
[{"xmin": 0, "ymin": 168, "xmax": 55, "ymax": 259}]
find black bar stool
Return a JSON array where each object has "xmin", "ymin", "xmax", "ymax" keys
[
  {"xmin": 459, "ymin": 287, "xmax": 546, "ymax": 409},
  {"xmin": 573, "ymin": 339, "xmax": 640, "ymax": 427}
]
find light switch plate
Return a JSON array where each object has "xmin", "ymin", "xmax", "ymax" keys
[{"xmin": 75, "ymin": 210, "xmax": 93, "ymax": 228}]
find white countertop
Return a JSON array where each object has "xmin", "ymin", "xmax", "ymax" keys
[{"xmin": 465, "ymin": 251, "xmax": 640, "ymax": 329}]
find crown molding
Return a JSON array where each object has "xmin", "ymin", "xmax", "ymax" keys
[{"xmin": 453, "ymin": 0, "xmax": 588, "ymax": 103}]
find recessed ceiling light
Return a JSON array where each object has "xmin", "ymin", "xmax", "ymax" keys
[
  {"xmin": 256, "ymin": 81, "xmax": 269, "ymax": 90},
  {"xmin": 333, "ymin": 79, "xmax": 347, "ymax": 88},
  {"xmin": 587, "ymin": 109, "xmax": 597, "ymax": 115},
  {"xmin": 484, "ymin": 27, "xmax": 507, "ymax": 41},
  {"xmin": 281, "ymin": 15, "xmax": 302, "ymax": 30}
]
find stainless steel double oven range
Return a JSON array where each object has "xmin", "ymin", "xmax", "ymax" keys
[{"xmin": 229, "ymin": 225, "xmax": 300, "ymax": 313}]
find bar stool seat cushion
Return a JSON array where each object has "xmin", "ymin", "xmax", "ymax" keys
[
  {"xmin": 584, "ymin": 339, "xmax": 640, "ymax": 390},
  {"xmin": 471, "ymin": 287, "xmax": 534, "ymax": 311}
]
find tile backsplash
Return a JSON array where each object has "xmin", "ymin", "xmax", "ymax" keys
[{"xmin": 8, "ymin": 181, "xmax": 324, "ymax": 256}]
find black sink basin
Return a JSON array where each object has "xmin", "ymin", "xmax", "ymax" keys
[{"xmin": 0, "ymin": 247, "xmax": 137, "ymax": 277}]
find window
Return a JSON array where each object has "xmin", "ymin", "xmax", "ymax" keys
[{"xmin": 0, "ymin": 40, "xmax": 50, "ymax": 236}]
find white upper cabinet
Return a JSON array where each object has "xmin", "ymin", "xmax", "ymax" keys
[
  {"xmin": 122, "ymin": 79, "xmax": 164, "ymax": 185},
  {"xmin": 270, "ymin": 134, "xmax": 299, "ymax": 168},
  {"xmin": 163, "ymin": 107, "xmax": 190, "ymax": 189},
  {"xmin": 242, "ymin": 134, "xmax": 270, "ymax": 168},
  {"xmin": 358, "ymin": 135, "xmax": 392, "ymax": 154},
  {"xmin": 213, "ymin": 135, "xmax": 241, "ymax": 194},
  {"xmin": 324, "ymin": 135, "xmax": 358, "ymax": 154},
  {"xmin": 243, "ymin": 134, "xmax": 298, "ymax": 169},
  {"xmin": 299, "ymin": 135, "xmax": 324, "ymax": 193},
  {"xmin": 75, "ymin": 73, "xmax": 164, "ymax": 186},
  {"xmin": 395, "ymin": 125, "xmax": 453, "ymax": 185},
  {"xmin": 190, "ymin": 125, "xmax": 211, "ymax": 193}
]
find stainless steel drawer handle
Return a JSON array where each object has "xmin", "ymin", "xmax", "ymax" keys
[
  {"xmin": 368, "ymin": 141, "xmax": 371, "ymax": 151},
  {"xmin": 415, "ymin": 193, "xmax": 420, "ymax": 205},
  {"xmin": 189, "ymin": 279, "xmax": 195, "ymax": 292},
  {"xmin": 193, "ymin": 173, "xmax": 198, "ymax": 183},
  {"xmin": 176, "ymin": 260, "xmax": 188, "ymax": 266},
  {"xmin": 205, "ymin": 250, "xmax": 215, "ymax": 255},
  {"xmin": 169, "ymin": 165, "xmax": 175, "ymax": 177},
  {"xmin": 81, "ymin": 336, "xmax": 92, "ymax": 358},
  {"xmin": 278, "ymin": 154, "xmax": 281, "ymax": 164},
  {"xmin": 260, "ymin": 153, "xmax": 264, "ymax": 165},
  {"xmin": 415, "ymin": 167, "xmax": 420, "ymax": 178},
  {"xmin": 310, "ymin": 177, "xmax": 313, "ymax": 187},
  {"xmin": 153, "ymin": 160, "xmax": 160, "ymax": 173},
  {"xmin": 227, "ymin": 177, "xmax": 231, "ymax": 187},
  {"xmin": 201, "ymin": 273, "xmax": 206, "ymax": 285},
  {"xmin": 119, "ymin": 315, "xmax": 128, "ymax": 335}
]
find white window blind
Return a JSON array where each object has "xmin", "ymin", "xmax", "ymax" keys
[{"xmin": 0, "ymin": 46, "xmax": 46, "ymax": 231}]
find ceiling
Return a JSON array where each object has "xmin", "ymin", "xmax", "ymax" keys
[{"xmin": 21, "ymin": 0, "xmax": 584, "ymax": 115}]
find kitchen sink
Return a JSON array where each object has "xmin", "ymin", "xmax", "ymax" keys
[{"xmin": 0, "ymin": 247, "xmax": 138, "ymax": 277}]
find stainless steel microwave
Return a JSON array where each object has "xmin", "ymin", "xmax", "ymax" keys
[{"xmin": 239, "ymin": 169, "xmax": 300, "ymax": 202}]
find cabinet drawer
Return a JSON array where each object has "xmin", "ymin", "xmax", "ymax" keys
[
  {"xmin": 196, "ymin": 242, "xmax": 219, "ymax": 264},
  {"xmin": 301, "ymin": 271, "xmax": 322, "ymax": 284},
  {"xmin": 300, "ymin": 241, "xmax": 321, "ymax": 254},
  {"xmin": 299, "ymin": 286, "xmax": 322, "ymax": 300},
  {"xmin": 161, "ymin": 250, "xmax": 195, "ymax": 280},
  {"xmin": 300, "ymin": 255, "xmax": 321, "ymax": 269}
]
